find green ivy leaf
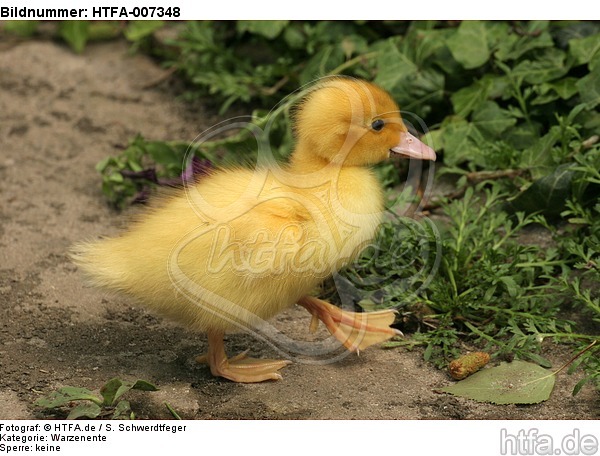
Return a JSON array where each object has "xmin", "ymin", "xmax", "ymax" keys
[
  {"xmin": 471, "ymin": 101, "xmax": 517, "ymax": 137},
  {"xmin": 439, "ymin": 118, "xmax": 486, "ymax": 166},
  {"xmin": 422, "ymin": 129, "xmax": 444, "ymax": 152},
  {"xmin": 406, "ymin": 27, "xmax": 451, "ymax": 66},
  {"xmin": 374, "ymin": 39, "xmax": 418, "ymax": 92},
  {"xmin": 507, "ymin": 163, "xmax": 576, "ymax": 215},
  {"xmin": 440, "ymin": 360, "xmax": 555, "ymax": 404},
  {"xmin": 494, "ymin": 23, "xmax": 553, "ymax": 61},
  {"xmin": 283, "ymin": 25, "xmax": 305, "ymax": 49},
  {"xmin": 511, "ymin": 48, "xmax": 569, "ymax": 84},
  {"xmin": 576, "ymin": 66, "xmax": 600, "ymax": 109},
  {"xmin": 519, "ymin": 127, "xmax": 562, "ymax": 179},
  {"xmin": 300, "ymin": 45, "xmax": 344, "ymax": 85},
  {"xmin": 340, "ymin": 35, "xmax": 369, "ymax": 59},
  {"xmin": 394, "ymin": 68, "xmax": 444, "ymax": 114},
  {"xmin": 450, "ymin": 79, "xmax": 492, "ymax": 118},
  {"xmin": 504, "ymin": 125, "xmax": 539, "ymax": 150},
  {"xmin": 439, "ymin": 101, "xmax": 516, "ymax": 166},
  {"xmin": 591, "ymin": 52, "xmax": 600, "ymax": 72},
  {"xmin": 446, "ymin": 21, "xmax": 490, "ymax": 69},
  {"xmin": 532, "ymin": 77, "xmax": 579, "ymax": 105},
  {"xmin": 483, "ymin": 21, "xmax": 512, "ymax": 53},
  {"xmin": 569, "ymin": 34, "xmax": 600, "ymax": 67}
]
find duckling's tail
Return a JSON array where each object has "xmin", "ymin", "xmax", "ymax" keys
[{"xmin": 69, "ymin": 238, "xmax": 131, "ymax": 292}]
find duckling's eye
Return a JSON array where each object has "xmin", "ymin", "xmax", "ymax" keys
[{"xmin": 371, "ymin": 119, "xmax": 385, "ymax": 132}]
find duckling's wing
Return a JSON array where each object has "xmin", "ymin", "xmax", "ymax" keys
[
  {"xmin": 210, "ymin": 195, "xmax": 327, "ymax": 279},
  {"xmin": 253, "ymin": 196, "xmax": 311, "ymax": 222}
]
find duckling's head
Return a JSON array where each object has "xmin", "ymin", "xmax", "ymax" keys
[{"xmin": 291, "ymin": 78, "xmax": 435, "ymax": 169}]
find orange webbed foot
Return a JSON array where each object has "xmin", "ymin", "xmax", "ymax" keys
[
  {"xmin": 298, "ymin": 296, "xmax": 401, "ymax": 352},
  {"xmin": 197, "ymin": 333, "xmax": 291, "ymax": 383}
]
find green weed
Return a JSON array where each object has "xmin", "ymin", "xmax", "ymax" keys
[
  {"xmin": 35, "ymin": 378, "xmax": 158, "ymax": 420},
  {"xmin": 1, "ymin": 20, "xmax": 162, "ymax": 53},
  {"xmin": 348, "ymin": 187, "xmax": 574, "ymax": 365}
]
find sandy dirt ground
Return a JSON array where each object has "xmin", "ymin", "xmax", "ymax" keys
[{"xmin": 0, "ymin": 39, "xmax": 598, "ymax": 420}]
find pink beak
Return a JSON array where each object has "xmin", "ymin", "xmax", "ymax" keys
[{"xmin": 391, "ymin": 132, "xmax": 436, "ymax": 161}]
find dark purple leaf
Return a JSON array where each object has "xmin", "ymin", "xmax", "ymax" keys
[
  {"xmin": 159, "ymin": 156, "xmax": 213, "ymax": 187},
  {"xmin": 131, "ymin": 188, "xmax": 152, "ymax": 205},
  {"xmin": 120, "ymin": 168, "xmax": 159, "ymax": 184},
  {"xmin": 184, "ymin": 156, "xmax": 213, "ymax": 182}
]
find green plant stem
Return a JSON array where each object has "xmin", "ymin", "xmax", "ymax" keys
[
  {"xmin": 478, "ymin": 305, "xmax": 552, "ymax": 321},
  {"xmin": 164, "ymin": 402, "xmax": 182, "ymax": 420},
  {"xmin": 537, "ymin": 332, "xmax": 599, "ymax": 341},
  {"xmin": 516, "ymin": 260, "xmax": 566, "ymax": 268},
  {"xmin": 553, "ymin": 340, "xmax": 598, "ymax": 376},
  {"xmin": 328, "ymin": 51, "xmax": 379, "ymax": 76},
  {"xmin": 464, "ymin": 321, "xmax": 500, "ymax": 345},
  {"xmin": 443, "ymin": 257, "xmax": 458, "ymax": 300}
]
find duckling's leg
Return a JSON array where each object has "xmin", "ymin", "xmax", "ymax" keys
[
  {"xmin": 196, "ymin": 332, "xmax": 291, "ymax": 383},
  {"xmin": 298, "ymin": 296, "xmax": 401, "ymax": 352}
]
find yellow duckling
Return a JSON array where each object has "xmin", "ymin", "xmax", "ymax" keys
[{"xmin": 71, "ymin": 78, "xmax": 436, "ymax": 383}]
